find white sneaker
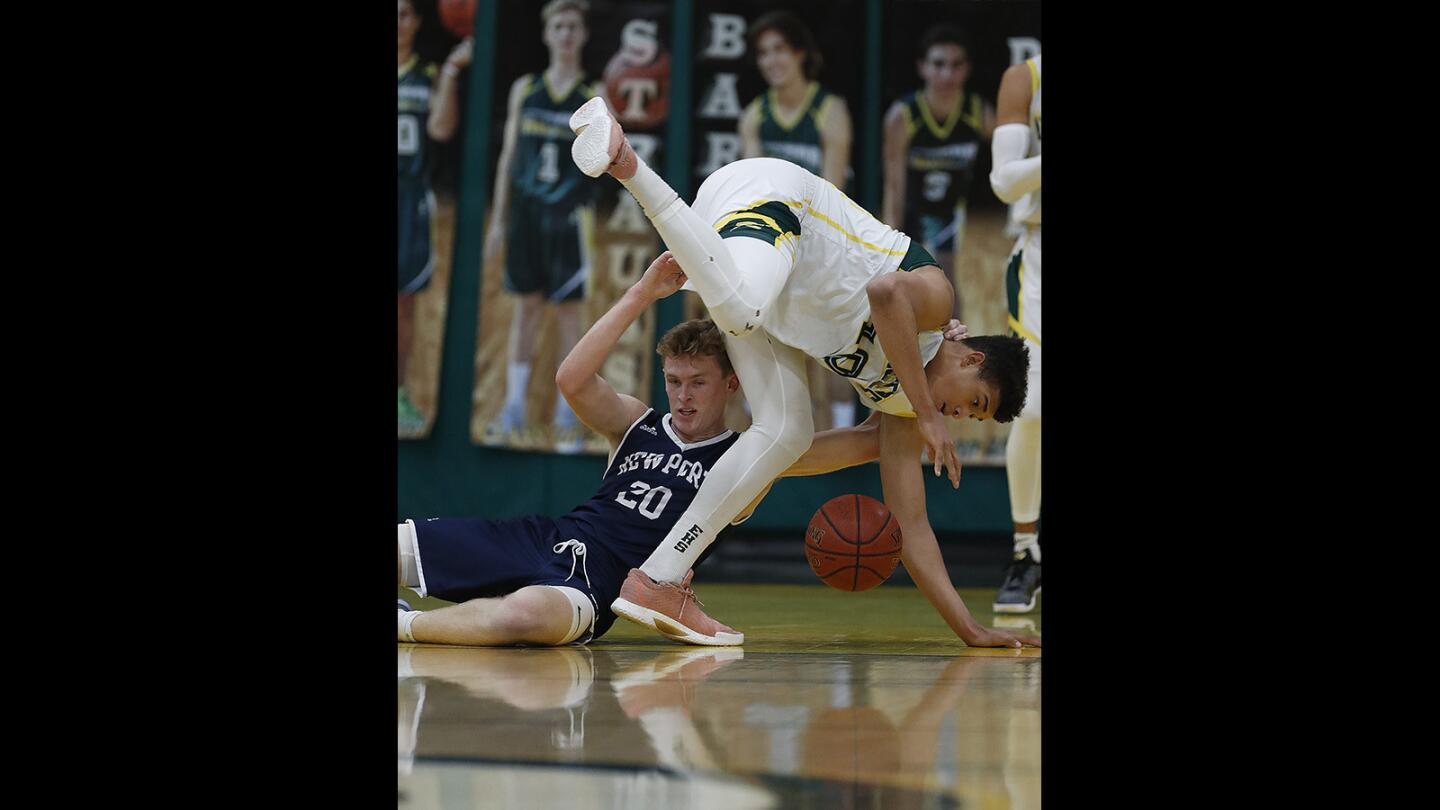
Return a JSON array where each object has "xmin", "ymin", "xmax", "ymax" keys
[{"xmin": 569, "ymin": 97, "xmax": 635, "ymax": 179}]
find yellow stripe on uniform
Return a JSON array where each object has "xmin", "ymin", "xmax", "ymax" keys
[
  {"xmin": 901, "ymin": 104, "xmax": 918, "ymax": 138},
  {"xmin": 804, "ymin": 206, "xmax": 907, "ymax": 256},
  {"xmin": 960, "ymin": 94, "xmax": 984, "ymax": 133},
  {"xmin": 1027, "ymin": 58, "xmax": 1040, "ymax": 95},
  {"xmin": 577, "ymin": 205, "xmax": 596, "ymax": 268},
  {"xmin": 918, "ymin": 93, "xmax": 961, "ymax": 140},
  {"xmin": 769, "ymin": 82, "xmax": 820, "ymax": 131},
  {"xmin": 810, "ymin": 94, "xmax": 831, "ymax": 130},
  {"xmin": 1008, "ymin": 253, "xmax": 1041, "ymax": 346},
  {"xmin": 713, "ymin": 209, "xmax": 784, "ymax": 234},
  {"xmin": 741, "ymin": 197, "xmax": 805, "ymax": 210}
]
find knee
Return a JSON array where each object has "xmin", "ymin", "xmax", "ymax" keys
[
  {"xmin": 749, "ymin": 415, "xmax": 812, "ymax": 461},
  {"xmin": 492, "ymin": 593, "xmax": 558, "ymax": 643},
  {"xmin": 707, "ymin": 297, "xmax": 765, "ymax": 337},
  {"xmin": 777, "ymin": 420, "xmax": 814, "ymax": 460}
]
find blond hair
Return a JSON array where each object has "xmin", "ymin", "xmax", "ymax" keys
[{"xmin": 656, "ymin": 319, "xmax": 733, "ymax": 377}]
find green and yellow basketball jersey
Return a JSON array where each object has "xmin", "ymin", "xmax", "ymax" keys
[
  {"xmin": 510, "ymin": 73, "xmax": 600, "ymax": 207},
  {"xmin": 749, "ymin": 82, "xmax": 835, "ymax": 177},
  {"xmin": 398, "ymin": 56, "xmax": 438, "ymax": 187},
  {"xmin": 899, "ymin": 90, "xmax": 986, "ymax": 221}
]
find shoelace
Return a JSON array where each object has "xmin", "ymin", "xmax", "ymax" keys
[
  {"xmin": 553, "ymin": 539, "xmax": 592, "ymax": 590},
  {"xmin": 674, "ymin": 580, "xmax": 716, "ymax": 625}
]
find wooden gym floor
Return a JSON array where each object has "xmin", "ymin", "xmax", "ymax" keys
[{"xmin": 399, "ymin": 583, "xmax": 1041, "ymax": 809}]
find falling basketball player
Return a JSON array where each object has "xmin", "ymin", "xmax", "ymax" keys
[
  {"xmin": 568, "ymin": 98, "xmax": 1040, "ymax": 649},
  {"xmin": 399, "ymin": 253, "xmax": 901, "ymax": 646}
]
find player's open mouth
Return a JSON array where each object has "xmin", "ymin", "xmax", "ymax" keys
[{"xmin": 679, "ymin": 408, "xmax": 696, "ymax": 417}]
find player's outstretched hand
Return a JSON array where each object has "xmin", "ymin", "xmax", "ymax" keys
[
  {"xmin": 943, "ymin": 320, "xmax": 968, "ymax": 341},
  {"xmin": 966, "ymin": 625, "xmax": 1042, "ymax": 648},
  {"xmin": 637, "ymin": 251, "xmax": 687, "ymax": 301},
  {"xmin": 919, "ymin": 412, "xmax": 961, "ymax": 489}
]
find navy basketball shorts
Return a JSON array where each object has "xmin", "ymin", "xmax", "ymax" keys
[
  {"xmin": 503, "ymin": 200, "xmax": 592, "ymax": 303},
  {"xmin": 410, "ymin": 514, "xmax": 624, "ymax": 640},
  {"xmin": 398, "ymin": 184, "xmax": 436, "ymax": 294}
]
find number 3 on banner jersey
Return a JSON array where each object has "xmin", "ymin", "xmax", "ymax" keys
[{"xmin": 615, "ymin": 481, "xmax": 674, "ymax": 519}]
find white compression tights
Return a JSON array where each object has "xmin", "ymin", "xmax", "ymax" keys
[
  {"xmin": 621, "ymin": 161, "xmax": 790, "ymax": 337},
  {"xmin": 618, "ymin": 160, "xmax": 815, "ymax": 582},
  {"xmin": 1005, "ymin": 338, "xmax": 1042, "ymax": 524}
]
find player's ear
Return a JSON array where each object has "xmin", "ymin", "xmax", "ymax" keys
[
  {"xmin": 962, "ymin": 350, "xmax": 986, "ymax": 367},
  {"xmin": 725, "ymin": 372, "xmax": 740, "ymax": 393}
]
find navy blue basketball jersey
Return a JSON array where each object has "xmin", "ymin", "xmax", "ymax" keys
[{"xmin": 559, "ymin": 409, "xmax": 740, "ymax": 569}]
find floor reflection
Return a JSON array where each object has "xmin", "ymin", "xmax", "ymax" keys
[{"xmin": 399, "ymin": 645, "xmax": 1040, "ymax": 809}]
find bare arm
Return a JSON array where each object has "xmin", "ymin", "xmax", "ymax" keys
[
  {"xmin": 555, "ymin": 252, "xmax": 685, "ymax": 442},
  {"xmin": 427, "ymin": 38, "xmax": 473, "ymax": 142},
  {"xmin": 738, "ymin": 100, "xmax": 762, "ymax": 159},
  {"xmin": 819, "ymin": 96, "xmax": 853, "ymax": 190},
  {"xmin": 989, "ymin": 63, "xmax": 1041, "ymax": 203},
  {"xmin": 879, "ymin": 414, "xmax": 1040, "ymax": 647},
  {"xmin": 881, "ymin": 102, "xmax": 911, "ymax": 228},
  {"xmin": 484, "ymin": 76, "xmax": 529, "ymax": 263},
  {"xmin": 865, "ymin": 265, "xmax": 961, "ymax": 487}
]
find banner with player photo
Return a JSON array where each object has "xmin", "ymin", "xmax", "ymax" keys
[
  {"xmin": 471, "ymin": 0, "xmax": 669, "ymax": 454},
  {"xmin": 881, "ymin": 0, "xmax": 1040, "ymax": 463},
  {"xmin": 398, "ymin": 0, "xmax": 476, "ymax": 440},
  {"xmin": 686, "ymin": 0, "xmax": 1039, "ymax": 464},
  {"xmin": 687, "ymin": 0, "xmax": 867, "ymax": 436}
]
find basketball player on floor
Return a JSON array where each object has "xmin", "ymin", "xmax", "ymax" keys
[
  {"xmin": 569, "ymin": 98, "xmax": 1040, "ymax": 649},
  {"xmin": 399, "ymin": 253, "xmax": 929, "ymax": 646},
  {"xmin": 483, "ymin": 0, "xmax": 600, "ymax": 452},
  {"xmin": 988, "ymin": 55, "xmax": 1042, "ymax": 614},
  {"xmin": 738, "ymin": 10, "xmax": 859, "ymax": 432}
]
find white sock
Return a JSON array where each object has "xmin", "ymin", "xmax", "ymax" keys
[
  {"xmin": 1013, "ymin": 532, "xmax": 1040, "ymax": 563},
  {"xmin": 618, "ymin": 159, "xmax": 679, "ymax": 220},
  {"xmin": 398, "ymin": 609, "xmax": 422, "ymax": 642},
  {"xmin": 506, "ymin": 362, "xmax": 531, "ymax": 411}
]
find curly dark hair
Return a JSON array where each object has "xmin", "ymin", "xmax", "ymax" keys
[
  {"xmin": 656, "ymin": 319, "xmax": 733, "ymax": 377},
  {"xmin": 748, "ymin": 11, "xmax": 823, "ymax": 80},
  {"xmin": 957, "ymin": 335, "xmax": 1030, "ymax": 423}
]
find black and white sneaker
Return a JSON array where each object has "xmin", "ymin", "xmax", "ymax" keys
[{"xmin": 993, "ymin": 549, "xmax": 1041, "ymax": 613}]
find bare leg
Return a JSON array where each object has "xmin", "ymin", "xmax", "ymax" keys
[{"xmin": 409, "ymin": 586, "xmax": 578, "ymax": 647}]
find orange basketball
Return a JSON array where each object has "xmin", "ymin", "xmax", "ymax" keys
[
  {"xmin": 438, "ymin": 0, "xmax": 476, "ymax": 39},
  {"xmin": 805, "ymin": 494, "xmax": 903, "ymax": 592}
]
